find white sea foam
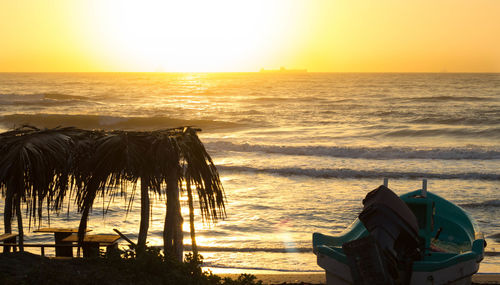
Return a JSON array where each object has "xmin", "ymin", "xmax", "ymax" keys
[
  {"xmin": 207, "ymin": 141, "xmax": 500, "ymax": 160},
  {"xmin": 217, "ymin": 165, "xmax": 500, "ymax": 180}
]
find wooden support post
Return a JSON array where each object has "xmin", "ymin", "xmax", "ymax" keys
[
  {"xmin": 15, "ymin": 198, "xmax": 24, "ymax": 252},
  {"xmin": 137, "ymin": 177, "xmax": 150, "ymax": 253},
  {"xmin": 164, "ymin": 169, "xmax": 183, "ymax": 262},
  {"xmin": 3, "ymin": 189, "xmax": 13, "ymax": 253},
  {"xmin": 54, "ymin": 232, "xmax": 74, "ymax": 257}
]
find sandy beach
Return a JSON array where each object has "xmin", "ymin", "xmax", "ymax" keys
[
  {"xmin": 1, "ymin": 251, "xmax": 498, "ymax": 284},
  {"xmin": 218, "ymin": 273, "xmax": 500, "ymax": 284}
]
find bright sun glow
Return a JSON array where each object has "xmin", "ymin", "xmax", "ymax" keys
[
  {"xmin": 87, "ymin": 0, "xmax": 298, "ymax": 72},
  {"xmin": 0, "ymin": 0, "xmax": 499, "ymax": 72}
]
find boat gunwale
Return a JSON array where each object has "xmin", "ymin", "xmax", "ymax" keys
[{"xmin": 313, "ymin": 189, "xmax": 486, "ymax": 273}]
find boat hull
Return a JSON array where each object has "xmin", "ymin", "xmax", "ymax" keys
[
  {"xmin": 313, "ymin": 187, "xmax": 485, "ymax": 285},
  {"xmin": 317, "ymin": 252, "xmax": 479, "ymax": 285}
]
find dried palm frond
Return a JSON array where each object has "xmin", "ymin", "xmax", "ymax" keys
[
  {"xmin": 0, "ymin": 126, "xmax": 75, "ymax": 228},
  {"xmin": 176, "ymin": 127, "xmax": 226, "ymax": 223}
]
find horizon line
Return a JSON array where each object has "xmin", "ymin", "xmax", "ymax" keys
[{"xmin": 1, "ymin": 71, "xmax": 499, "ymax": 74}]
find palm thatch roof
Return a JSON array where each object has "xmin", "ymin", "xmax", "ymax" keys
[
  {"xmin": 72, "ymin": 127, "xmax": 225, "ymax": 221},
  {"xmin": 0, "ymin": 126, "xmax": 75, "ymax": 227},
  {"xmin": 0, "ymin": 125, "xmax": 225, "ymax": 256}
]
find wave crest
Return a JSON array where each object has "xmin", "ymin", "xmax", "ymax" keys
[
  {"xmin": 0, "ymin": 114, "xmax": 242, "ymax": 131},
  {"xmin": 217, "ymin": 165, "xmax": 500, "ymax": 181},
  {"xmin": 206, "ymin": 141, "xmax": 500, "ymax": 160},
  {"xmin": 460, "ymin": 199, "xmax": 500, "ymax": 208}
]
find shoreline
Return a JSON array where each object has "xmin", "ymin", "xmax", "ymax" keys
[
  {"xmin": 216, "ymin": 273, "xmax": 500, "ymax": 285},
  {"xmin": 208, "ymin": 266, "xmax": 500, "ymax": 284},
  {"xmin": 0, "ymin": 252, "xmax": 498, "ymax": 284}
]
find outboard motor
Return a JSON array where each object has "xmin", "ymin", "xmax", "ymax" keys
[{"xmin": 342, "ymin": 185, "xmax": 421, "ymax": 285}]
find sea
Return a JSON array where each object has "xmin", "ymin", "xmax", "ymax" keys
[{"xmin": 0, "ymin": 72, "xmax": 499, "ymax": 273}]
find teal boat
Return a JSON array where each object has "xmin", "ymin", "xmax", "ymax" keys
[{"xmin": 313, "ymin": 180, "xmax": 485, "ymax": 285}]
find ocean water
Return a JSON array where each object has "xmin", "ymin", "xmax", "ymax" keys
[{"xmin": 0, "ymin": 72, "xmax": 499, "ymax": 273}]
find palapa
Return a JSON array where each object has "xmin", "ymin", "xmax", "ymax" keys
[{"xmin": 0, "ymin": 126, "xmax": 225, "ymax": 261}]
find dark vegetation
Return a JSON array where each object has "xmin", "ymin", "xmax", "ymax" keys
[{"xmin": 0, "ymin": 249, "xmax": 263, "ymax": 285}]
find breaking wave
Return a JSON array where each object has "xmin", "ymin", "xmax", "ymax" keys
[
  {"xmin": 408, "ymin": 95, "xmax": 497, "ymax": 102},
  {"xmin": 178, "ymin": 245, "xmax": 500, "ymax": 258},
  {"xmin": 202, "ymin": 264, "xmax": 323, "ymax": 273},
  {"xmin": 408, "ymin": 116, "xmax": 500, "ymax": 126},
  {"xmin": 382, "ymin": 127, "xmax": 500, "ymax": 139},
  {"xmin": 460, "ymin": 200, "xmax": 500, "ymax": 208},
  {"xmin": 217, "ymin": 165, "xmax": 500, "ymax": 181},
  {"xmin": 183, "ymin": 245, "xmax": 313, "ymax": 253},
  {"xmin": 206, "ymin": 141, "xmax": 500, "ymax": 160},
  {"xmin": 0, "ymin": 114, "xmax": 243, "ymax": 131},
  {"xmin": 0, "ymin": 92, "xmax": 89, "ymax": 102}
]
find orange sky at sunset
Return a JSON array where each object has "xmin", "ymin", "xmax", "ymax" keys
[{"xmin": 1, "ymin": 0, "xmax": 499, "ymax": 72}]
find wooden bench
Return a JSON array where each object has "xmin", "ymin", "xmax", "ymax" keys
[
  {"xmin": 33, "ymin": 228, "xmax": 91, "ymax": 257},
  {"xmin": 0, "ymin": 243, "xmax": 83, "ymax": 257},
  {"xmin": 62, "ymin": 234, "xmax": 121, "ymax": 258},
  {"xmin": 0, "ymin": 233, "xmax": 18, "ymax": 253}
]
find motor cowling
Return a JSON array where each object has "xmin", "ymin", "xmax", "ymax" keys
[{"xmin": 343, "ymin": 185, "xmax": 422, "ymax": 285}]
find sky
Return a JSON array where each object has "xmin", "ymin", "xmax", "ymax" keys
[{"xmin": 0, "ymin": 0, "xmax": 499, "ymax": 72}]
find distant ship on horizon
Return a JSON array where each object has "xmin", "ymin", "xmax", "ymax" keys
[{"xmin": 260, "ymin": 66, "xmax": 307, "ymax": 73}]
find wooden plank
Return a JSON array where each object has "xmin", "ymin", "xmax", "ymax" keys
[
  {"xmin": 2, "ymin": 243, "xmax": 80, "ymax": 257},
  {"xmin": 33, "ymin": 228, "xmax": 91, "ymax": 233},
  {"xmin": 2, "ymin": 243, "xmax": 73, "ymax": 247},
  {"xmin": 0, "ymin": 233, "xmax": 18, "ymax": 242},
  {"xmin": 1, "ymin": 233, "xmax": 18, "ymax": 253},
  {"xmin": 113, "ymin": 229, "xmax": 136, "ymax": 248},
  {"xmin": 53, "ymin": 232, "xmax": 76, "ymax": 257},
  {"xmin": 33, "ymin": 228, "xmax": 89, "ymax": 257},
  {"xmin": 62, "ymin": 234, "xmax": 121, "ymax": 244}
]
